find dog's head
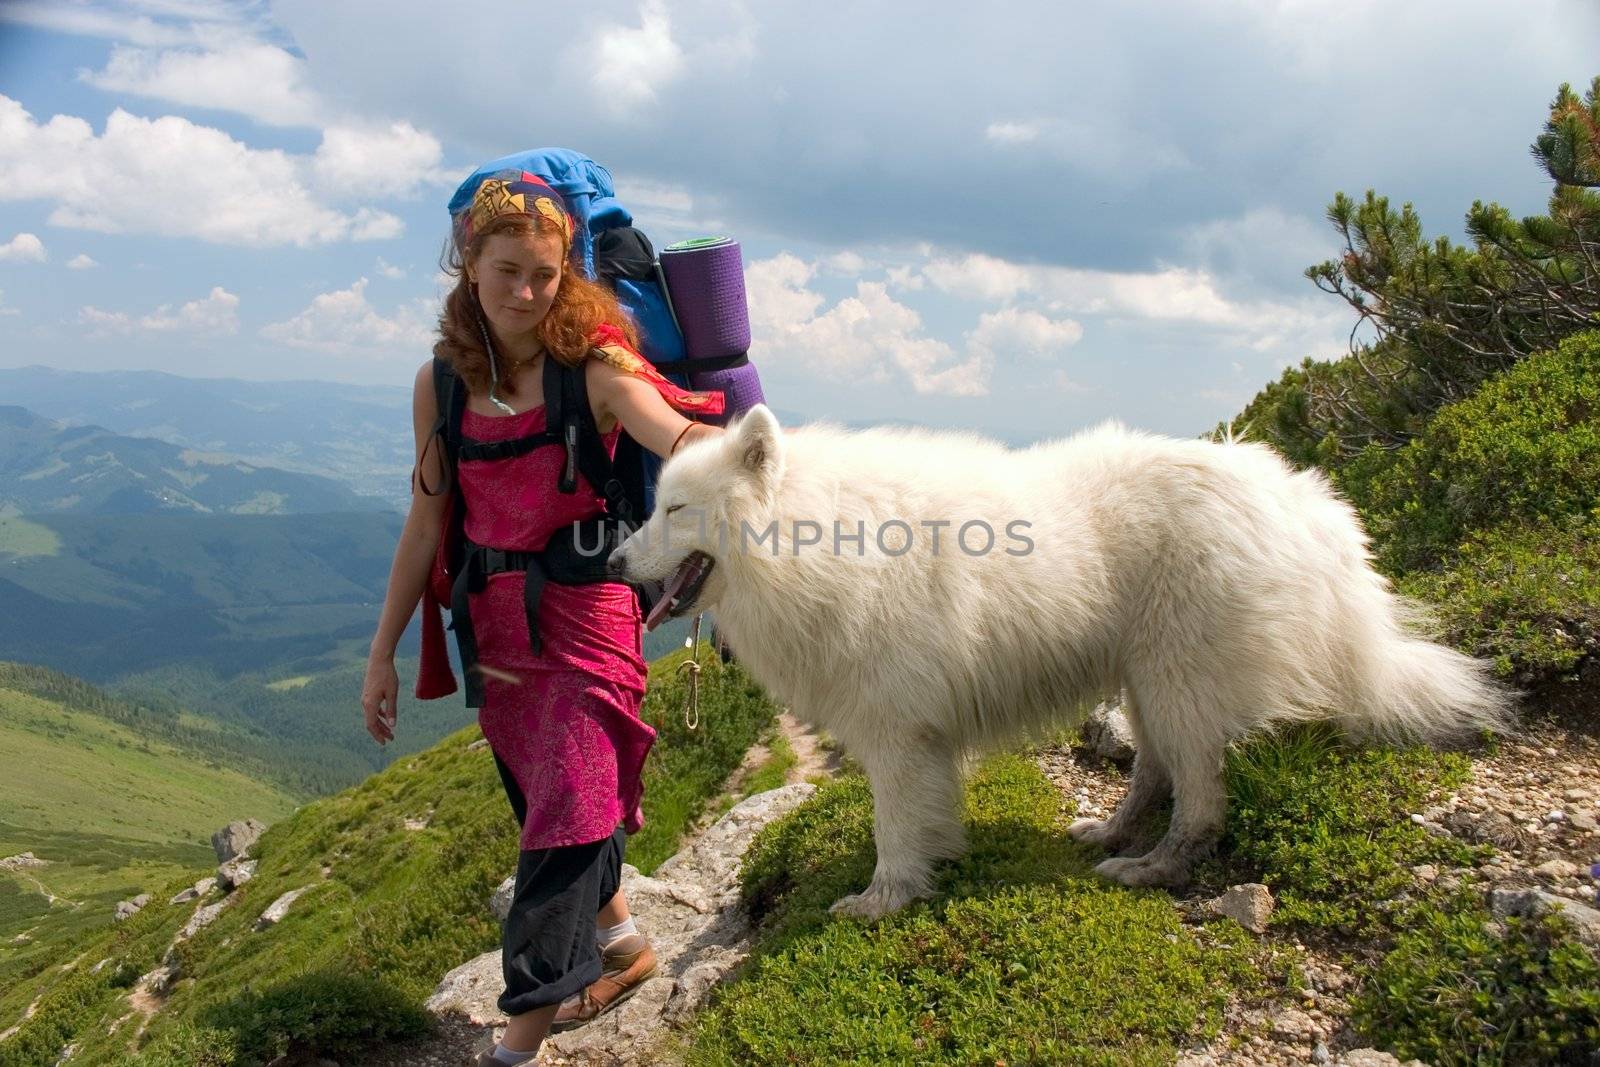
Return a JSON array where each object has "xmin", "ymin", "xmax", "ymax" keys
[{"xmin": 609, "ymin": 404, "xmax": 785, "ymax": 631}]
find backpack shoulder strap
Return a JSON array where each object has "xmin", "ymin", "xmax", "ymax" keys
[
  {"xmin": 419, "ymin": 357, "xmax": 462, "ymax": 497},
  {"xmin": 554, "ymin": 353, "xmax": 639, "ymax": 529}
]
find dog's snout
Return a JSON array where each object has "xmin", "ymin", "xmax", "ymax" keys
[{"xmin": 606, "ymin": 550, "xmax": 627, "ymax": 580}]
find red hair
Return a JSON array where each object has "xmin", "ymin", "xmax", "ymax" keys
[{"xmin": 434, "ymin": 211, "xmax": 641, "ymax": 397}]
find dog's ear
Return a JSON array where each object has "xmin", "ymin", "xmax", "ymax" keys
[{"xmin": 732, "ymin": 404, "xmax": 784, "ymax": 489}]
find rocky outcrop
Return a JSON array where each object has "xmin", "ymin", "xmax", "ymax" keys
[
  {"xmin": 427, "ymin": 783, "xmax": 817, "ymax": 1063},
  {"xmin": 0, "ymin": 851, "xmax": 48, "ymax": 871},
  {"xmin": 1082, "ymin": 701, "xmax": 1137, "ymax": 765},
  {"xmin": 114, "ymin": 894, "xmax": 151, "ymax": 922},
  {"xmin": 168, "ymin": 876, "xmax": 216, "ymax": 906},
  {"xmin": 255, "ymin": 887, "xmax": 310, "ymax": 930},
  {"xmin": 1488, "ymin": 886, "xmax": 1600, "ymax": 946},
  {"xmin": 1205, "ymin": 883, "xmax": 1275, "ymax": 934},
  {"xmin": 217, "ymin": 856, "xmax": 257, "ymax": 891},
  {"xmin": 211, "ymin": 819, "xmax": 266, "ymax": 863}
]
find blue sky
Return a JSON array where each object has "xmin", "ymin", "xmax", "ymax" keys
[{"xmin": 0, "ymin": 0, "xmax": 1592, "ymax": 445}]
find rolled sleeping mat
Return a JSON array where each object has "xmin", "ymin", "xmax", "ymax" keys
[
  {"xmin": 688, "ymin": 355, "xmax": 765, "ymax": 428},
  {"xmin": 659, "ymin": 236, "xmax": 763, "ymax": 426},
  {"xmin": 659, "ymin": 236, "xmax": 751, "ymax": 359}
]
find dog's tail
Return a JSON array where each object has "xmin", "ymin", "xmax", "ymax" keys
[{"xmin": 1332, "ymin": 575, "xmax": 1516, "ymax": 744}]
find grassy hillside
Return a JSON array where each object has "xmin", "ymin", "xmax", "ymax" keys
[
  {"xmin": 0, "ymin": 678, "xmax": 298, "ymax": 1031},
  {"xmin": 0, "ymin": 640, "xmax": 780, "ymax": 1065}
]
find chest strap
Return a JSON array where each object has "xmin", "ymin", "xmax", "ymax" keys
[
  {"xmin": 447, "ymin": 516, "xmax": 634, "ymax": 706},
  {"xmin": 456, "ymin": 428, "xmax": 564, "ymax": 463}
]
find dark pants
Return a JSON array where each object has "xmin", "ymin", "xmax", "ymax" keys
[{"xmin": 492, "ymin": 750, "xmax": 626, "ymax": 1016}]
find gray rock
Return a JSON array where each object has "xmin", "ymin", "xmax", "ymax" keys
[
  {"xmin": 217, "ymin": 856, "xmax": 257, "ymax": 891},
  {"xmin": 1312, "ymin": 1042, "xmax": 1331, "ymax": 1064},
  {"xmin": 1534, "ymin": 858, "xmax": 1582, "ymax": 881},
  {"xmin": 1268, "ymin": 1006, "xmax": 1321, "ymax": 1042},
  {"xmin": 467, "ymin": 737, "xmax": 489, "ymax": 751},
  {"xmin": 0, "ymin": 852, "xmax": 47, "ymax": 871},
  {"xmin": 177, "ymin": 900, "xmax": 229, "ymax": 943},
  {"xmin": 113, "ymin": 894, "xmax": 151, "ymax": 921},
  {"xmin": 1488, "ymin": 888, "xmax": 1600, "ymax": 946},
  {"xmin": 490, "ymin": 875, "xmax": 515, "ymax": 924},
  {"xmin": 255, "ymin": 887, "xmax": 310, "ymax": 930},
  {"xmin": 1488, "ymin": 887, "xmax": 1543, "ymax": 918},
  {"xmin": 1081, "ymin": 701, "xmax": 1136, "ymax": 764},
  {"xmin": 423, "ymin": 950, "xmax": 505, "ymax": 1026},
  {"xmin": 193, "ymin": 876, "xmax": 217, "ymax": 896},
  {"xmin": 211, "ymin": 819, "xmax": 267, "ymax": 863},
  {"xmin": 1205, "ymin": 883, "xmax": 1274, "ymax": 933},
  {"xmin": 1339, "ymin": 1051, "xmax": 1427, "ymax": 1067},
  {"xmin": 430, "ymin": 783, "xmax": 819, "ymax": 1061},
  {"xmin": 134, "ymin": 962, "xmax": 179, "ymax": 997},
  {"xmin": 169, "ymin": 887, "xmax": 201, "ymax": 905}
]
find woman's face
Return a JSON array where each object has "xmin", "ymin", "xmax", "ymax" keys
[{"xmin": 467, "ymin": 231, "xmax": 565, "ymax": 347}]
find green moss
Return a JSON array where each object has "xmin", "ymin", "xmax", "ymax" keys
[
  {"xmin": 1352, "ymin": 900, "xmax": 1600, "ymax": 1065},
  {"xmin": 691, "ymin": 757, "xmax": 1265, "ymax": 1066},
  {"xmin": 1398, "ymin": 516, "xmax": 1600, "ymax": 681},
  {"xmin": 1360, "ymin": 330, "xmax": 1600, "ymax": 573},
  {"xmin": 1203, "ymin": 724, "xmax": 1477, "ymax": 936}
]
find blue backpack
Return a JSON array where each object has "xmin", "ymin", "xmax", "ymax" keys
[{"xmin": 447, "ymin": 148, "xmax": 701, "ymax": 518}]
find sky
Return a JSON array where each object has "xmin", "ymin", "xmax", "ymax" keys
[{"xmin": 0, "ymin": 0, "xmax": 1593, "ymax": 445}]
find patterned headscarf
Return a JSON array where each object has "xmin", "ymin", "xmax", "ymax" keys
[{"xmin": 451, "ymin": 170, "xmax": 575, "ymax": 254}]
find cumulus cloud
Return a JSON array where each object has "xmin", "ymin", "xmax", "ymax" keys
[
  {"xmin": 375, "ymin": 257, "xmax": 406, "ymax": 280},
  {"xmin": 67, "ymin": 254, "xmax": 100, "ymax": 269},
  {"xmin": 746, "ymin": 253, "xmax": 989, "ymax": 397},
  {"xmin": 311, "ymin": 121, "xmax": 447, "ymax": 197},
  {"xmin": 261, "ymin": 278, "xmax": 435, "ymax": 356},
  {"xmin": 918, "ymin": 249, "xmax": 1340, "ymax": 340},
  {"xmin": 588, "ymin": 0, "xmax": 685, "ymax": 113},
  {"xmin": 967, "ymin": 307, "xmax": 1084, "ymax": 362},
  {"xmin": 0, "ymin": 232, "xmax": 47, "ymax": 263},
  {"xmin": 80, "ymin": 285, "xmax": 239, "ymax": 336},
  {"xmin": 80, "ymin": 38, "xmax": 323, "ymax": 127},
  {"xmin": 0, "ymin": 95, "xmax": 403, "ymax": 246}
]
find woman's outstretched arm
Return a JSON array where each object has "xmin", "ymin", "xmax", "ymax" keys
[
  {"xmin": 361, "ymin": 359, "xmax": 452, "ymax": 744},
  {"xmin": 586, "ymin": 356, "xmax": 727, "ymax": 460}
]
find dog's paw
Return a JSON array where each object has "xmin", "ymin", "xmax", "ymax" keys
[
  {"xmin": 827, "ymin": 880, "xmax": 919, "ymax": 921},
  {"xmin": 1067, "ymin": 817, "xmax": 1127, "ymax": 851},
  {"xmin": 1093, "ymin": 854, "xmax": 1187, "ymax": 889}
]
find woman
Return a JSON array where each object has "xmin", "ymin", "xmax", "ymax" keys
[{"xmin": 360, "ymin": 170, "xmax": 724, "ymax": 1066}]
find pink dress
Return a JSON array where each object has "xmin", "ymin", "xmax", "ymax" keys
[{"xmin": 458, "ymin": 402, "xmax": 655, "ymax": 850}]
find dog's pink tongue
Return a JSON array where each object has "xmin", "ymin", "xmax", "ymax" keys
[{"xmin": 643, "ymin": 556, "xmax": 697, "ymax": 633}]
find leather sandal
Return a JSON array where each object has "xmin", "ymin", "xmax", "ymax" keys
[{"xmin": 549, "ymin": 933, "xmax": 659, "ymax": 1032}]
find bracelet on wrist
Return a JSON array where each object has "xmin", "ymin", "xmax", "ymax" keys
[{"xmin": 671, "ymin": 422, "xmax": 697, "ymax": 455}]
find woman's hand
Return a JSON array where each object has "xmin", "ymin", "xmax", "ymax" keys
[{"xmin": 362, "ymin": 654, "xmax": 399, "ymax": 745}]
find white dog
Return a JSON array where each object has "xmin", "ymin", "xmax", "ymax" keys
[{"xmin": 607, "ymin": 406, "xmax": 1511, "ymax": 919}]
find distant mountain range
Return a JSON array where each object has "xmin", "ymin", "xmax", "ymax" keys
[
  {"xmin": 0, "ymin": 366, "xmax": 415, "ymax": 510},
  {"xmin": 0, "ymin": 405, "xmax": 381, "ymax": 515}
]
